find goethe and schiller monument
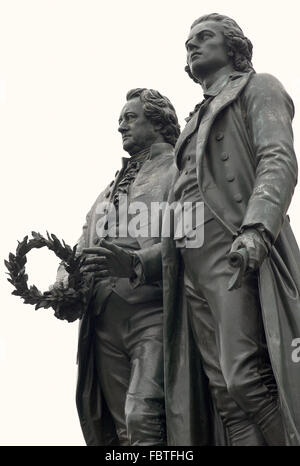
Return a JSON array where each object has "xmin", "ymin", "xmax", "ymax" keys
[{"xmin": 6, "ymin": 13, "xmax": 300, "ymax": 446}]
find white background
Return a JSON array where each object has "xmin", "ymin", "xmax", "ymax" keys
[{"xmin": 1, "ymin": 0, "xmax": 299, "ymax": 445}]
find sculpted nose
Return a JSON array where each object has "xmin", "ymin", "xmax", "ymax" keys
[
  {"xmin": 186, "ymin": 39, "xmax": 198, "ymax": 53},
  {"xmin": 118, "ymin": 120, "xmax": 128, "ymax": 134}
]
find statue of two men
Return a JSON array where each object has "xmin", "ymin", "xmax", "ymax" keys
[{"xmin": 56, "ymin": 13, "xmax": 300, "ymax": 446}]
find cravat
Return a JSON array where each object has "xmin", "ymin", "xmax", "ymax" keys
[{"xmin": 113, "ymin": 148, "xmax": 150, "ymax": 208}]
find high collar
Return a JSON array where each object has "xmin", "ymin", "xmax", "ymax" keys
[
  {"xmin": 203, "ymin": 71, "xmax": 243, "ymax": 99},
  {"xmin": 121, "ymin": 142, "xmax": 173, "ymax": 167},
  {"xmin": 149, "ymin": 142, "xmax": 174, "ymax": 160},
  {"xmin": 129, "ymin": 147, "xmax": 150, "ymax": 162}
]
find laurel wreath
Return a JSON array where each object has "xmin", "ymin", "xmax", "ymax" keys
[{"xmin": 5, "ymin": 232, "xmax": 92, "ymax": 323}]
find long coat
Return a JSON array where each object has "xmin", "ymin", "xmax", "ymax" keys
[
  {"xmin": 139, "ymin": 72, "xmax": 300, "ymax": 445},
  {"xmin": 72, "ymin": 143, "xmax": 177, "ymax": 445}
]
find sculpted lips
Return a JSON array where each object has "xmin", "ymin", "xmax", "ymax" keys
[{"xmin": 191, "ymin": 52, "xmax": 202, "ymax": 60}]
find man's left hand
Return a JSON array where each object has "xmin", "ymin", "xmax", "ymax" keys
[
  {"xmin": 229, "ymin": 228, "xmax": 269, "ymax": 272},
  {"xmin": 81, "ymin": 240, "xmax": 135, "ymax": 279}
]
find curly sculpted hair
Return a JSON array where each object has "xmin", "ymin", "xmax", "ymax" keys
[{"xmin": 126, "ymin": 88, "xmax": 180, "ymax": 147}]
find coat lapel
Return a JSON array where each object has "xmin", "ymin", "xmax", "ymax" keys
[
  {"xmin": 195, "ymin": 72, "xmax": 253, "ymax": 184},
  {"xmin": 174, "ymin": 109, "xmax": 200, "ymax": 161},
  {"xmin": 192, "ymin": 72, "xmax": 254, "ymax": 234}
]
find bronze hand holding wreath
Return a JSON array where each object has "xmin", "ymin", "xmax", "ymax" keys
[{"xmin": 5, "ymin": 232, "xmax": 93, "ymax": 323}]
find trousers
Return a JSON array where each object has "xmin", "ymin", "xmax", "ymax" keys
[
  {"xmin": 179, "ymin": 217, "xmax": 286, "ymax": 446},
  {"xmin": 93, "ymin": 291, "xmax": 166, "ymax": 446}
]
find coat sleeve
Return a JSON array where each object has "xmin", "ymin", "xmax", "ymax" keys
[
  {"xmin": 240, "ymin": 73, "xmax": 297, "ymax": 241},
  {"xmin": 133, "ymin": 242, "xmax": 162, "ymax": 283}
]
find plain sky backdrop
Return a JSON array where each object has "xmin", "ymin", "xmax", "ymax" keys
[{"xmin": 1, "ymin": 0, "xmax": 300, "ymax": 445}]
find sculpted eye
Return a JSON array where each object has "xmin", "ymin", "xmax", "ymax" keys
[{"xmin": 202, "ymin": 32, "xmax": 212, "ymax": 40}]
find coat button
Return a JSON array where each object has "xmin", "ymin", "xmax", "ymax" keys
[
  {"xmin": 105, "ymin": 191, "xmax": 111, "ymax": 198},
  {"xmin": 185, "ymin": 170, "xmax": 189, "ymax": 175},
  {"xmin": 226, "ymin": 173, "xmax": 235, "ymax": 182},
  {"xmin": 93, "ymin": 238, "xmax": 100, "ymax": 245},
  {"xmin": 234, "ymin": 193, "xmax": 243, "ymax": 203},
  {"xmin": 221, "ymin": 152, "xmax": 229, "ymax": 161},
  {"xmin": 216, "ymin": 131, "xmax": 224, "ymax": 141},
  {"xmin": 115, "ymin": 170, "xmax": 119, "ymax": 177},
  {"xmin": 110, "ymin": 180, "xmax": 114, "ymax": 186}
]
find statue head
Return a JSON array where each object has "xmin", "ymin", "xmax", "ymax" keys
[
  {"xmin": 185, "ymin": 13, "xmax": 254, "ymax": 83},
  {"xmin": 118, "ymin": 88, "xmax": 180, "ymax": 155}
]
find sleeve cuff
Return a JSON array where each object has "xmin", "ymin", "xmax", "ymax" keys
[{"xmin": 129, "ymin": 253, "xmax": 146, "ymax": 288}]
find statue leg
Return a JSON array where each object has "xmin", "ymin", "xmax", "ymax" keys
[
  {"xmin": 184, "ymin": 274, "xmax": 266, "ymax": 446},
  {"xmin": 124, "ymin": 299, "xmax": 166, "ymax": 446},
  {"xmin": 93, "ymin": 293, "xmax": 131, "ymax": 445},
  {"xmin": 94, "ymin": 291, "xmax": 165, "ymax": 446},
  {"xmin": 180, "ymin": 217, "xmax": 286, "ymax": 446},
  {"xmin": 210, "ymin": 270, "xmax": 286, "ymax": 446}
]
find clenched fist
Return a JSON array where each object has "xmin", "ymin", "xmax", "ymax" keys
[{"xmin": 229, "ymin": 228, "xmax": 270, "ymax": 272}]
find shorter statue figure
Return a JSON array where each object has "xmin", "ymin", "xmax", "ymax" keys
[{"xmin": 55, "ymin": 88, "xmax": 180, "ymax": 445}]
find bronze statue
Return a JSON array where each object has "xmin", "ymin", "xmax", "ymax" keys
[
  {"xmin": 99, "ymin": 14, "xmax": 300, "ymax": 445},
  {"xmin": 55, "ymin": 88, "xmax": 180, "ymax": 445}
]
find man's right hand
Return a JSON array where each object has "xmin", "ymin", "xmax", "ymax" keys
[{"xmin": 81, "ymin": 240, "xmax": 135, "ymax": 279}]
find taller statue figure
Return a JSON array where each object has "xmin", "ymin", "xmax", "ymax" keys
[{"xmin": 99, "ymin": 13, "xmax": 300, "ymax": 445}]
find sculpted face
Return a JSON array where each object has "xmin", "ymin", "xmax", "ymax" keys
[
  {"xmin": 185, "ymin": 21, "xmax": 231, "ymax": 80},
  {"xmin": 118, "ymin": 98, "xmax": 159, "ymax": 155}
]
